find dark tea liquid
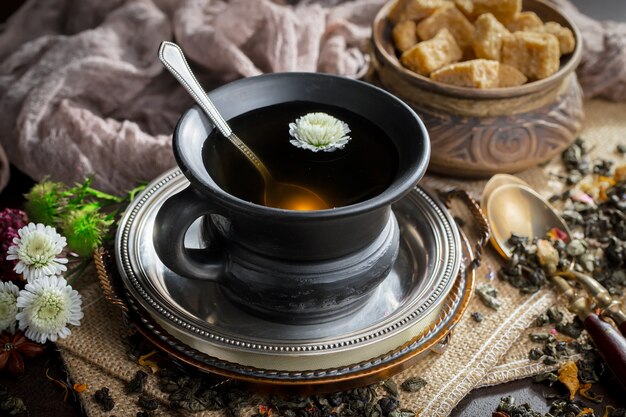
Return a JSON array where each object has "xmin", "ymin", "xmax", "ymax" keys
[{"xmin": 202, "ymin": 102, "xmax": 398, "ymax": 209}]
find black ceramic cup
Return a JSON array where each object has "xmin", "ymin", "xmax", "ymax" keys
[{"xmin": 153, "ymin": 72, "xmax": 430, "ymax": 323}]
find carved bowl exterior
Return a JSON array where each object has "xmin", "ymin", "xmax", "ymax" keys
[{"xmin": 371, "ymin": 0, "xmax": 584, "ymax": 178}]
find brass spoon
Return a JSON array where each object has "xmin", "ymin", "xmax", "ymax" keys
[
  {"xmin": 483, "ymin": 176, "xmax": 626, "ymax": 331},
  {"xmin": 481, "ymin": 173, "xmax": 530, "ymax": 211},
  {"xmin": 482, "ymin": 179, "xmax": 626, "ymax": 388},
  {"xmin": 485, "ymin": 183, "xmax": 571, "ymax": 259},
  {"xmin": 158, "ymin": 41, "xmax": 329, "ymax": 211}
]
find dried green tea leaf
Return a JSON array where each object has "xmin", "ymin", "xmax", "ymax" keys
[
  {"xmin": 378, "ymin": 396, "xmax": 399, "ymax": 414},
  {"xmin": 471, "ymin": 312, "xmax": 484, "ymax": 322},
  {"xmin": 556, "ymin": 318, "xmax": 584, "ymax": 338},
  {"xmin": 534, "ymin": 372, "xmax": 558, "ymax": 383},
  {"xmin": 475, "ymin": 283, "xmax": 501, "ymax": 310},
  {"xmin": 566, "ymin": 239, "xmax": 588, "ymax": 257},
  {"xmin": 127, "ymin": 370, "xmax": 149, "ymax": 394},
  {"xmin": 528, "ymin": 348, "xmax": 543, "ymax": 361},
  {"xmin": 543, "ymin": 356, "xmax": 558, "ymax": 366},
  {"xmin": 546, "ymin": 307, "xmax": 564, "ymax": 324},
  {"xmin": 381, "ymin": 379, "xmax": 399, "ymax": 397},
  {"xmin": 389, "ymin": 409, "xmax": 417, "ymax": 417},
  {"xmin": 400, "ymin": 377, "xmax": 427, "ymax": 393},
  {"xmin": 529, "ymin": 333, "xmax": 554, "ymax": 343},
  {"xmin": 138, "ymin": 393, "xmax": 159, "ymax": 411}
]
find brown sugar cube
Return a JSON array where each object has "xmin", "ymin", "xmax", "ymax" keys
[
  {"xmin": 430, "ymin": 59, "xmax": 500, "ymax": 88},
  {"xmin": 388, "ymin": 0, "xmax": 410, "ymax": 24},
  {"xmin": 540, "ymin": 21, "xmax": 576, "ymax": 55},
  {"xmin": 473, "ymin": 13, "xmax": 510, "ymax": 61},
  {"xmin": 501, "ymin": 31, "xmax": 560, "ymax": 79},
  {"xmin": 416, "ymin": 6, "xmax": 475, "ymax": 50},
  {"xmin": 388, "ymin": 0, "xmax": 450, "ymax": 24},
  {"xmin": 472, "ymin": 0, "xmax": 521, "ymax": 23},
  {"xmin": 401, "ymin": 29, "xmax": 463, "ymax": 76},
  {"xmin": 498, "ymin": 63, "xmax": 527, "ymax": 87},
  {"xmin": 506, "ymin": 11, "xmax": 543, "ymax": 32},
  {"xmin": 454, "ymin": 0, "xmax": 474, "ymax": 19},
  {"xmin": 393, "ymin": 20, "xmax": 418, "ymax": 52}
]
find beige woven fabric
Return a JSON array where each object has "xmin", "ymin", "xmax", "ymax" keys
[{"xmin": 56, "ymin": 99, "xmax": 626, "ymax": 416}]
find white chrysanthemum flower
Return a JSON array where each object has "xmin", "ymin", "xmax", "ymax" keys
[
  {"xmin": 16, "ymin": 275, "xmax": 83, "ymax": 344},
  {"xmin": 289, "ymin": 112, "xmax": 351, "ymax": 152},
  {"xmin": 6, "ymin": 223, "xmax": 68, "ymax": 282},
  {"xmin": 0, "ymin": 281, "xmax": 20, "ymax": 333}
]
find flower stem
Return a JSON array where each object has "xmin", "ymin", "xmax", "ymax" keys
[
  {"xmin": 65, "ymin": 258, "xmax": 91, "ymax": 285},
  {"xmin": 83, "ymin": 187, "xmax": 123, "ymax": 203}
]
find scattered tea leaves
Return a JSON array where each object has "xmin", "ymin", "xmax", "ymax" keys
[
  {"xmin": 543, "ymin": 356, "xmax": 558, "ymax": 366},
  {"xmin": 534, "ymin": 372, "xmax": 558, "ymax": 384},
  {"xmin": 556, "ymin": 318, "xmax": 584, "ymax": 339},
  {"xmin": 491, "ymin": 139, "xmax": 626, "ymax": 417},
  {"xmin": 400, "ymin": 377, "xmax": 427, "ymax": 393},
  {"xmin": 495, "ymin": 395, "xmax": 542, "ymax": 417},
  {"xmin": 381, "ymin": 379, "xmax": 399, "ymax": 397},
  {"xmin": 93, "ymin": 387, "xmax": 115, "ymax": 412},
  {"xmin": 389, "ymin": 409, "xmax": 417, "ymax": 417},
  {"xmin": 138, "ymin": 393, "xmax": 159, "ymax": 411},
  {"xmin": 0, "ymin": 385, "xmax": 27, "ymax": 416},
  {"xmin": 546, "ymin": 307, "xmax": 564, "ymax": 324},
  {"xmin": 566, "ymin": 239, "xmax": 588, "ymax": 257},
  {"xmin": 379, "ymin": 396, "xmax": 399, "ymax": 414},
  {"xmin": 127, "ymin": 370, "xmax": 148, "ymax": 394},
  {"xmin": 529, "ymin": 333, "xmax": 554, "ymax": 343},
  {"xmin": 471, "ymin": 312, "xmax": 484, "ymax": 322},
  {"xmin": 528, "ymin": 348, "xmax": 543, "ymax": 361},
  {"xmin": 607, "ymin": 407, "xmax": 626, "ymax": 417},
  {"xmin": 562, "ymin": 138, "xmax": 590, "ymax": 176},
  {"xmin": 475, "ymin": 283, "xmax": 501, "ymax": 310}
]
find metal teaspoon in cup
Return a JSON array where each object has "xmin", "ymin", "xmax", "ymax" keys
[
  {"xmin": 158, "ymin": 41, "xmax": 329, "ymax": 211},
  {"xmin": 481, "ymin": 174, "xmax": 626, "ymax": 388}
]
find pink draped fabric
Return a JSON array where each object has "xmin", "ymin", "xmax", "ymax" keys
[{"xmin": 0, "ymin": 0, "xmax": 624, "ymax": 193}]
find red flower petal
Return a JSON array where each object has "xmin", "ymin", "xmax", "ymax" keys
[
  {"xmin": 7, "ymin": 350, "xmax": 25, "ymax": 376},
  {"xmin": 17, "ymin": 340, "xmax": 46, "ymax": 358},
  {"xmin": 0, "ymin": 351, "xmax": 9, "ymax": 370}
]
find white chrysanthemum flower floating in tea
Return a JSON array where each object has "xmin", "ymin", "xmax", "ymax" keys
[
  {"xmin": 16, "ymin": 275, "xmax": 83, "ymax": 344},
  {"xmin": 289, "ymin": 112, "xmax": 351, "ymax": 152},
  {"xmin": 6, "ymin": 223, "xmax": 68, "ymax": 282},
  {"xmin": 0, "ymin": 282, "xmax": 20, "ymax": 333}
]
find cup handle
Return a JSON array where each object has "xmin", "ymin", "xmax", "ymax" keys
[{"xmin": 153, "ymin": 186, "xmax": 225, "ymax": 281}]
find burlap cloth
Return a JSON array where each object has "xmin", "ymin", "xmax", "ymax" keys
[{"xmin": 54, "ymin": 99, "xmax": 626, "ymax": 416}]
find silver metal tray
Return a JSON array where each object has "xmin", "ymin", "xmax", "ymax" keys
[{"xmin": 115, "ymin": 169, "xmax": 464, "ymax": 372}]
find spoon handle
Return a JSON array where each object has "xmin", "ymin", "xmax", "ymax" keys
[
  {"xmin": 158, "ymin": 41, "xmax": 232, "ymax": 137},
  {"xmin": 159, "ymin": 41, "xmax": 271, "ymax": 181},
  {"xmin": 583, "ymin": 313, "xmax": 626, "ymax": 389}
]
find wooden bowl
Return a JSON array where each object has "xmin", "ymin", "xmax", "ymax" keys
[{"xmin": 371, "ymin": 0, "xmax": 584, "ymax": 178}]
